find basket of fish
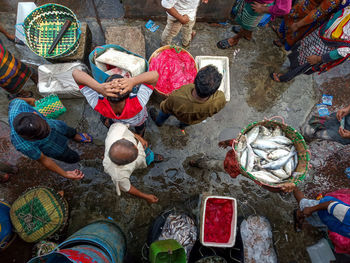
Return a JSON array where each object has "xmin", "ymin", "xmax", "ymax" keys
[{"xmin": 234, "ymin": 117, "xmax": 310, "ymax": 192}]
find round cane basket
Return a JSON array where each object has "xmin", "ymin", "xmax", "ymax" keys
[
  {"xmin": 148, "ymin": 45, "xmax": 198, "ymax": 97},
  {"xmin": 10, "ymin": 187, "xmax": 68, "ymax": 243},
  {"xmin": 23, "ymin": 4, "xmax": 81, "ymax": 59},
  {"xmin": 233, "ymin": 117, "xmax": 311, "ymax": 192}
]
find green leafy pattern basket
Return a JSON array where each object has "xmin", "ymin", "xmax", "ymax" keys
[
  {"xmin": 23, "ymin": 4, "xmax": 81, "ymax": 59},
  {"xmin": 34, "ymin": 94, "xmax": 66, "ymax": 119},
  {"xmin": 233, "ymin": 116, "xmax": 311, "ymax": 192}
]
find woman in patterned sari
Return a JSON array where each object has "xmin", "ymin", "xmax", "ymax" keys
[
  {"xmin": 271, "ymin": 5, "xmax": 350, "ymax": 82},
  {"xmin": 273, "ymin": 0, "xmax": 350, "ymax": 50}
]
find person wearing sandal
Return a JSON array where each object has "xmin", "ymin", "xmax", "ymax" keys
[
  {"xmin": 217, "ymin": 0, "xmax": 291, "ymax": 49},
  {"xmin": 270, "ymin": 6, "xmax": 350, "ymax": 82},
  {"xmin": 9, "ymin": 98, "xmax": 92, "ymax": 180},
  {"xmin": 149, "ymin": 65, "xmax": 225, "ymax": 129},
  {"xmin": 293, "ymin": 187, "xmax": 350, "ymax": 239},
  {"xmin": 73, "ymin": 70, "xmax": 158, "ymax": 137},
  {"xmin": 103, "ymin": 122, "xmax": 163, "ymax": 203}
]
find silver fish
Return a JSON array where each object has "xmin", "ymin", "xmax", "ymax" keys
[
  {"xmin": 284, "ymin": 156, "xmax": 294, "ymax": 176},
  {"xmin": 237, "ymin": 135, "xmax": 247, "ymax": 153},
  {"xmin": 246, "ymin": 144, "xmax": 255, "ymax": 172},
  {"xmin": 253, "ymin": 148, "xmax": 269, "ymax": 160},
  {"xmin": 272, "ymin": 126, "xmax": 283, "ymax": 136},
  {"xmin": 252, "ymin": 139, "xmax": 288, "ymax": 151},
  {"xmin": 265, "ymin": 136, "xmax": 293, "ymax": 145},
  {"xmin": 261, "ymin": 151, "xmax": 296, "ymax": 170},
  {"xmin": 271, "ymin": 168, "xmax": 290, "ymax": 179},
  {"xmin": 267, "ymin": 149, "xmax": 290, "ymax": 160},
  {"xmin": 240, "ymin": 149, "xmax": 248, "ymax": 169},
  {"xmin": 292, "ymin": 171, "xmax": 303, "ymax": 178},
  {"xmin": 246, "ymin": 126, "xmax": 260, "ymax": 145},
  {"xmin": 293, "ymin": 154, "xmax": 298, "ymax": 170},
  {"xmin": 251, "ymin": 170, "xmax": 281, "ymax": 184},
  {"xmin": 260, "ymin": 126, "xmax": 272, "ymax": 137}
]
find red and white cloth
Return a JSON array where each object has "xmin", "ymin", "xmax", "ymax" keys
[{"xmin": 79, "ymin": 84, "xmax": 153, "ymax": 127}]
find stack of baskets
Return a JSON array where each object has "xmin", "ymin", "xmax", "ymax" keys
[
  {"xmin": 10, "ymin": 187, "xmax": 68, "ymax": 243},
  {"xmin": 23, "ymin": 4, "xmax": 81, "ymax": 59},
  {"xmin": 234, "ymin": 117, "xmax": 311, "ymax": 192}
]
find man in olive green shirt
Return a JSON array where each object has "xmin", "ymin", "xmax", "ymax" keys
[{"xmin": 150, "ymin": 65, "xmax": 226, "ymax": 128}]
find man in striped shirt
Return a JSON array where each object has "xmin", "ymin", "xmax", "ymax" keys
[{"xmin": 73, "ymin": 70, "xmax": 158, "ymax": 136}]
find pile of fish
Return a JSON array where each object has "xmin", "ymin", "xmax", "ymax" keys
[
  {"xmin": 236, "ymin": 125, "xmax": 300, "ymax": 184},
  {"xmin": 159, "ymin": 213, "xmax": 197, "ymax": 255}
]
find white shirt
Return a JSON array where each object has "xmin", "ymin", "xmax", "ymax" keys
[
  {"xmin": 103, "ymin": 123, "xmax": 147, "ymax": 196},
  {"xmin": 161, "ymin": 0, "xmax": 201, "ymax": 21}
]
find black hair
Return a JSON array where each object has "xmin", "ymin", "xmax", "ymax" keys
[
  {"xmin": 194, "ymin": 65, "xmax": 223, "ymax": 98},
  {"xmin": 13, "ymin": 112, "xmax": 50, "ymax": 141},
  {"xmin": 105, "ymin": 74, "xmax": 130, "ymax": 103},
  {"xmin": 109, "ymin": 139, "xmax": 138, "ymax": 165}
]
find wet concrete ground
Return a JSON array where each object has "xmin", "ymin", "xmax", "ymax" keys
[{"xmin": 1, "ymin": 1, "xmax": 350, "ymax": 262}]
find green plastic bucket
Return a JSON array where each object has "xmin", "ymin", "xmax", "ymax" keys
[{"xmin": 149, "ymin": 239, "xmax": 186, "ymax": 263}]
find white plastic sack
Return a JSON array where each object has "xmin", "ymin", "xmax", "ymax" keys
[
  {"xmin": 38, "ymin": 62, "xmax": 88, "ymax": 98},
  {"xmin": 240, "ymin": 216, "xmax": 278, "ymax": 263},
  {"xmin": 95, "ymin": 48, "xmax": 146, "ymax": 77}
]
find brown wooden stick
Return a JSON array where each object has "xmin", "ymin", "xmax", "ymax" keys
[{"xmin": 48, "ymin": 20, "xmax": 72, "ymax": 54}]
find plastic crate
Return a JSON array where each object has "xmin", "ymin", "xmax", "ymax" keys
[
  {"xmin": 195, "ymin": 56, "xmax": 230, "ymax": 101},
  {"xmin": 200, "ymin": 195, "xmax": 237, "ymax": 247}
]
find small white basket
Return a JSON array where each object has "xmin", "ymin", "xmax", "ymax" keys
[
  {"xmin": 200, "ymin": 195, "xmax": 237, "ymax": 247},
  {"xmin": 195, "ymin": 56, "xmax": 230, "ymax": 102}
]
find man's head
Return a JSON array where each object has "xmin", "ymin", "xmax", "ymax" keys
[
  {"xmin": 108, "ymin": 138, "xmax": 138, "ymax": 165},
  {"xmin": 194, "ymin": 65, "xmax": 223, "ymax": 98},
  {"xmin": 13, "ymin": 112, "xmax": 50, "ymax": 141},
  {"xmin": 105, "ymin": 74, "xmax": 130, "ymax": 104}
]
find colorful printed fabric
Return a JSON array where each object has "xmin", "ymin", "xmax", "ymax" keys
[
  {"xmin": 9, "ymin": 99, "xmax": 71, "ymax": 160},
  {"xmin": 0, "ymin": 41, "xmax": 31, "ymax": 94},
  {"xmin": 283, "ymin": 0, "xmax": 342, "ymax": 48}
]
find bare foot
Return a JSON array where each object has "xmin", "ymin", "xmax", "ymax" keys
[
  {"xmin": 74, "ymin": 133, "xmax": 93, "ymax": 143},
  {"xmin": 146, "ymin": 194, "xmax": 159, "ymax": 203}
]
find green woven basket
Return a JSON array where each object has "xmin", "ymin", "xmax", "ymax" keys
[
  {"xmin": 10, "ymin": 187, "xmax": 68, "ymax": 243},
  {"xmin": 234, "ymin": 117, "xmax": 311, "ymax": 191},
  {"xmin": 34, "ymin": 94, "xmax": 66, "ymax": 119},
  {"xmin": 23, "ymin": 4, "xmax": 81, "ymax": 59}
]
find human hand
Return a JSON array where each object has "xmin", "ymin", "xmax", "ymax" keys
[
  {"xmin": 251, "ymin": 2, "xmax": 266, "ymax": 13},
  {"xmin": 64, "ymin": 169, "xmax": 84, "ymax": 180},
  {"xmin": 290, "ymin": 22, "xmax": 300, "ymax": 33},
  {"xmin": 281, "ymin": 183, "xmax": 296, "ymax": 193},
  {"xmin": 99, "ymin": 82, "xmax": 120, "ymax": 98},
  {"xmin": 202, "ymin": 0, "xmax": 209, "ymax": 3},
  {"xmin": 302, "ymin": 207, "xmax": 314, "ymax": 217},
  {"xmin": 139, "ymin": 136, "xmax": 149, "ymax": 149},
  {"xmin": 114, "ymin": 78, "xmax": 135, "ymax": 95},
  {"xmin": 181, "ymin": 14, "xmax": 190, "ymax": 24},
  {"xmin": 338, "ymin": 127, "xmax": 350, "ymax": 138},
  {"xmin": 336, "ymin": 107, "xmax": 350, "ymax": 121},
  {"xmin": 218, "ymin": 140, "xmax": 232, "ymax": 149},
  {"xmin": 306, "ymin": 55, "xmax": 321, "ymax": 65},
  {"xmin": 26, "ymin": 98, "xmax": 36, "ymax": 106},
  {"xmin": 146, "ymin": 194, "xmax": 159, "ymax": 203}
]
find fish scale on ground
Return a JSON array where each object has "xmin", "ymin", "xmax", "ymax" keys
[{"xmin": 237, "ymin": 125, "xmax": 299, "ymax": 184}]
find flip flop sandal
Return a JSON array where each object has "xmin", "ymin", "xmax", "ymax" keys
[
  {"xmin": 217, "ymin": 39, "xmax": 234, "ymax": 49},
  {"xmin": 78, "ymin": 133, "xmax": 93, "ymax": 143},
  {"xmin": 270, "ymin": 72, "xmax": 282, "ymax": 82},
  {"xmin": 153, "ymin": 154, "xmax": 164, "ymax": 163},
  {"xmin": 231, "ymin": 25, "xmax": 241, "ymax": 33}
]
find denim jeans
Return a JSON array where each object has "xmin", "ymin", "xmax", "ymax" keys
[{"xmin": 155, "ymin": 110, "xmax": 171, "ymax": 126}]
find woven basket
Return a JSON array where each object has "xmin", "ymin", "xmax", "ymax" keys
[
  {"xmin": 10, "ymin": 187, "xmax": 68, "ymax": 243},
  {"xmin": 148, "ymin": 45, "xmax": 198, "ymax": 96},
  {"xmin": 34, "ymin": 94, "xmax": 66, "ymax": 119},
  {"xmin": 234, "ymin": 117, "xmax": 310, "ymax": 191},
  {"xmin": 23, "ymin": 4, "xmax": 81, "ymax": 59}
]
